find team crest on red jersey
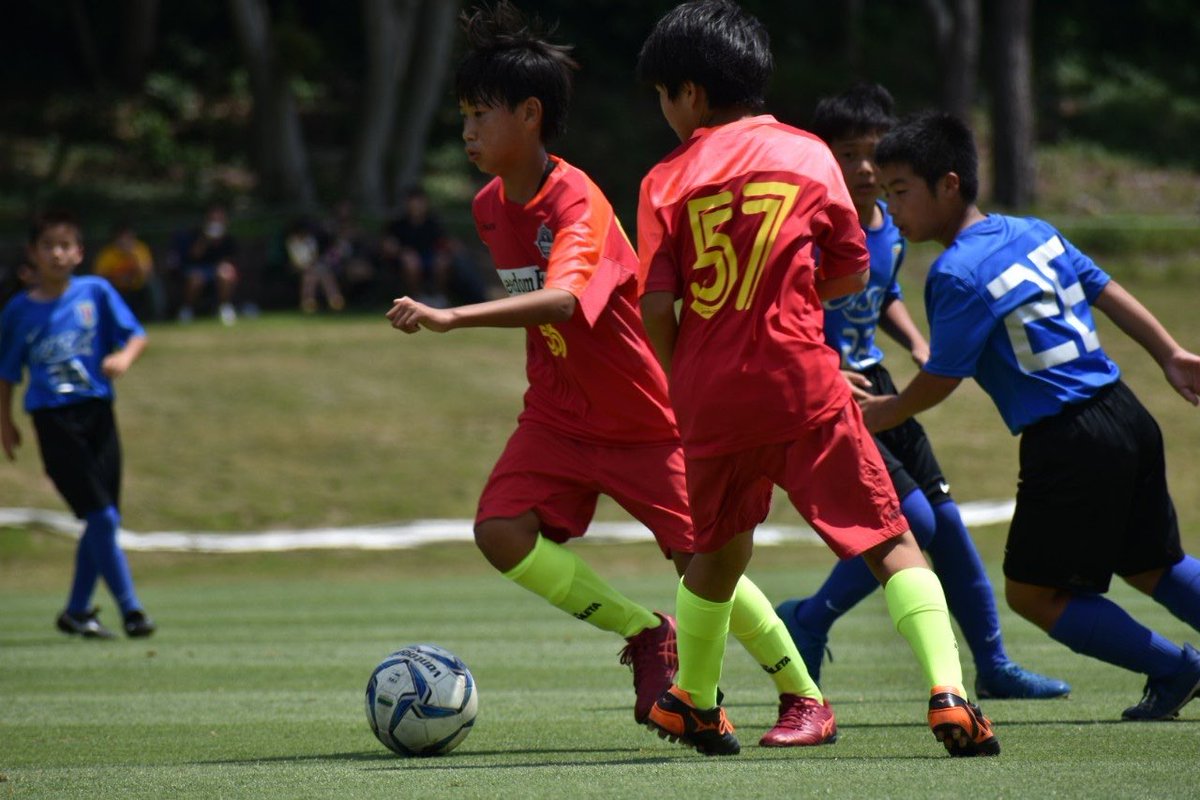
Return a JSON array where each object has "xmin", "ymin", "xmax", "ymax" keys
[
  {"xmin": 74, "ymin": 300, "xmax": 97, "ymax": 329},
  {"xmin": 535, "ymin": 223, "xmax": 554, "ymax": 260}
]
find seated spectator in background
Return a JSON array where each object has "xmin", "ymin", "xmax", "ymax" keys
[
  {"xmin": 178, "ymin": 204, "xmax": 239, "ymax": 325},
  {"xmin": 285, "ymin": 217, "xmax": 345, "ymax": 313},
  {"xmin": 379, "ymin": 187, "xmax": 452, "ymax": 307},
  {"xmin": 92, "ymin": 223, "xmax": 162, "ymax": 321},
  {"xmin": 319, "ymin": 200, "xmax": 375, "ymax": 308}
]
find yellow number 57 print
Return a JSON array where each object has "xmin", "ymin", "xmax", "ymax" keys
[{"xmin": 686, "ymin": 181, "xmax": 799, "ymax": 319}]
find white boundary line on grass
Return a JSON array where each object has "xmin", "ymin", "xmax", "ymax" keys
[{"xmin": 0, "ymin": 500, "xmax": 1016, "ymax": 553}]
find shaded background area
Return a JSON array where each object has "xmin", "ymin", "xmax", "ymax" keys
[
  {"xmin": 0, "ymin": 1, "xmax": 1197, "ymax": 318},
  {"xmin": 1, "ymin": 1, "xmax": 1196, "ymax": 220}
]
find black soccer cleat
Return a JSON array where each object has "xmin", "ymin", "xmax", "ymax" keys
[
  {"xmin": 928, "ymin": 686, "xmax": 1000, "ymax": 757},
  {"xmin": 123, "ymin": 609, "xmax": 157, "ymax": 638},
  {"xmin": 56, "ymin": 607, "xmax": 117, "ymax": 640},
  {"xmin": 646, "ymin": 685, "xmax": 740, "ymax": 756}
]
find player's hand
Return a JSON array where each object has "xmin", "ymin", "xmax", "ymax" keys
[
  {"xmin": 1, "ymin": 420, "xmax": 20, "ymax": 461},
  {"xmin": 101, "ymin": 352, "xmax": 133, "ymax": 379},
  {"xmin": 386, "ymin": 297, "xmax": 454, "ymax": 334},
  {"xmin": 910, "ymin": 344, "xmax": 930, "ymax": 368},
  {"xmin": 841, "ymin": 370, "xmax": 872, "ymax": 401},
  {"xmin": 857, "ymin": 393, "xmax": 899, "ymax": 433},
  {"xmin": 1164, "ymin": 349, "xmax": 1200, "ymax": 406}
]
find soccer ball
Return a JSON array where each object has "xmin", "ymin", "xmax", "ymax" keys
[{"xmin": 365, "ymin": 644, "xmax": 478, "ymax": 757}]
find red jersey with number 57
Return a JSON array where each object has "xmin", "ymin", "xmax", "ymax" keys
[
  {"xmin": 637, "ymin": 115, "xmax": 869, "ymax": 457},
  {"xmin": 474, "ymin": 156, "xmax": 678, "ymax": 445}
]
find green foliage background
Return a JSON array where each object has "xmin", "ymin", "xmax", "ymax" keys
[{"xmin": 1, "ymin": 0, "xmax": 1197, "ymax": 236}]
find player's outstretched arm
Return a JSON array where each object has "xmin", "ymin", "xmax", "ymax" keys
[
  {"xmin": 858, "ymin": 369, "xmax": 962, "ymax": 433},
  {"xmin": 102, "ymin": 334, "xmax": 147, "ymax": 379},
  {"xmin": 387, "ymin": 289, "xmax": 576, "ymax": 334},
  {"xmin": 1092, "ymin": 280, "xmax": 1200, "ymax": 406},
  {"xmin": 639, "ymin": 291, "xmax": 678, "ymax": 377},
  {"xmin": 879, "ymin": 298, "xmax": 930, "ymax": 367},
  {"xmin": 0, "ymin": 380, "xmax": 20, "ymax": 461},
  {"xmin": 816, "ymin": 269, "xmax": 868, "ymax": 302}
]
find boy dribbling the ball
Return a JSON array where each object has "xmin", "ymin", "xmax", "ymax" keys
[{"xmin": 386, "ymin": 1, "xmax": 830, "ymax": 748}]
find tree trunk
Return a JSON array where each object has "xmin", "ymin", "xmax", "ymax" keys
[
  {"xmin": 227, "ymin": 0, "xmax": 317, "ymax": 209},
  {"xmin": 840, "ymin": 0, "xmax": 864, "ymax": 77},
  {"xmin": 67, "ymin": 0, "xmax": 104, "ymax": 91},
  {"xmin": 347, "ymin": 0, "xmax": 422, "ymax": 213},
  {"xmin": 392, "ymin": 0, "xmax": 459, "ymax": 202},
  {"xmin": 119, "ymin": 0, "xmax": 159, "ymax": 90},
  {"xmin": 923, "ymin": 0, "xmax": 980, "ymax": 119},
  {"xmin": 988, "ymin": 0, "xmax": 1035, "ymax": 209}
]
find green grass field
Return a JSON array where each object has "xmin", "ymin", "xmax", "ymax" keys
[
  {"xmin": 2, "ymin": 535, "xmax": 1200, "ymax": 799},
  {"xmin": 2, "ymin": 266, "xmax": 1200, "ymax": 798}
]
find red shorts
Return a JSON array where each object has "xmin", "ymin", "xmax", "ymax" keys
[
  {"xmin": 476, "ymin": 422, "xmax": 694, "ymax": 558},
  {"xmin": 685, "ymin": 401, "xmax": 907, "ymax": 557}
]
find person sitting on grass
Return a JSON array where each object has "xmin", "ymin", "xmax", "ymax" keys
[{"xmin": 862, "ymin": 109, "xmax": 1200, "ymax": 721}]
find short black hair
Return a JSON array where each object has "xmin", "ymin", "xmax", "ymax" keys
[
  {"xmin": 875, "ymin": 110, "xmax": 980, "ymax": 204},
  {"xmin": 810, "ymin": 82, "xmax": 896, "ymax": 145},
  {"xmin": 636, "ymin": 0, "xmax": 772, "ymax": 111},
  {"xmin": 455, "ymin": 1, "xmax": 578, "ymax": 142},
  {"xmin": 28, "ymin": 209, "xmax": 82, "ymax": 246}
]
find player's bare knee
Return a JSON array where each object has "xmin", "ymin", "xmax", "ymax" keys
[
  {"xmin": 1004, "ymin": 579, "xmax": 1065, "ymax": 631},
  {"xmin": 473, "ymin": 516, "xmax": 538, "ymax": 572},
  {"xmin": 1121, "ymin": 567, "xmax": 1165, "ymax": 596},
  {"xmin": 862, "ymin": 530, "xmax": 927, "ymax": 582}
]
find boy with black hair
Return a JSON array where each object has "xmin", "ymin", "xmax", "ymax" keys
[
  {"xmin": 0, "ymin": 211, "xmax": 155, "ymax": 639},
  {"xmin": 635, "ymin": 0, "xmax": 997, "ymax": 757},
  {"xmin": 865, "ymin": 109, "xmax": 1200, "ymax": 721},
  {"xmin": 775, "ymin": 83, "xmax": 1070, "ymax": 701},
  {"xmin": 386, "ymin": 0, "xmax": 831, "ymax": 747}
]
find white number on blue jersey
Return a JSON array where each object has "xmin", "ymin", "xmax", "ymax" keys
[
  {"xmin": 985, "ymin": 235, "xmax": 1101, "ymax": 373},
  {"xmin": 47, "ymin": 358, "xmax": 93, "ymax": 394}
]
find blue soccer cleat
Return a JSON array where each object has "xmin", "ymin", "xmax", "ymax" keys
[
  {"xmin": 775, "ymin": 598, "xmax": 830, "ymax": 686},
  {"xmin": 1121, "ymin": 643, "xmax": 1200, "ymax": 721},
  {"xmin": 975, "ymin": 661, "xmax": 1071, "ymax": 700}
]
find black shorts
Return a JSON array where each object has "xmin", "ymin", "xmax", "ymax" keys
[
  {"xmin": 860, "ymin": 363, "xmax": 951, "ymax": 505},
  {"xmin": 1004, "ymin": 381, "xmax": 1183, "ymax": 593},
  {"xmin": 31, "ymin": 399, "xmax": 122, "ymax": 518}
]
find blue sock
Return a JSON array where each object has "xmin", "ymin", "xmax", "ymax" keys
[
  {"xmin": 796, "ymin": 489, "xmax": 935, "ymax": 634},
  {"xmin": 925, "ymin": 499, "xmax": 1008, "ymax": 674},
  {"xmin": 1152, "ymin": 555, "xmax": 1200, "ymax": 633},
  {"xmin": 901, "ymin": 490, "xmax": 938, "ymax": 550},
  {"xmin": 82, "ymin": 506, "xmax": 141, "ymax": 616},
  {"xmin": 66, "ymin": 533, "xmax": 99, "ymax": 614},
  {"xmin": 1049, "ymin": 594, "xmax": 1182, "ymax": 678}
]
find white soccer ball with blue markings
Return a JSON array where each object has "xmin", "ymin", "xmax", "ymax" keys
[{"xmin": 365, "ymin": 644, "xmax": 478, "ymax": 757}]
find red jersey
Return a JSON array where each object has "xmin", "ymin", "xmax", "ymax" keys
[
  {"xmin": 474, "ymin": 156, "xmax": 678, "ymax": 445},
  {"xmin": 637, "ymin": 115, "xmax": 869, "ymax": 457}
]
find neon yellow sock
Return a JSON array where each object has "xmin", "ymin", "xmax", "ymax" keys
[
  {"xmin": 884, "ymin": 567, "xmax": 965, "ymax": 696},
  {"xmin": 728, "ymin": 575, "xmax": 822, "ymax": 700},
  {"xmin": 503, "ymin": 535, "xmax": 658, "ymax": 638},
  {"xmin": 675, "ymin": 579, "xmax": 733, "ymax": 709}
]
